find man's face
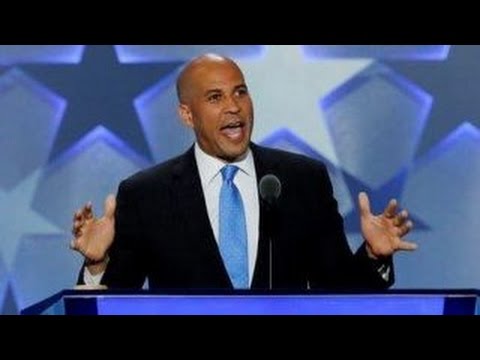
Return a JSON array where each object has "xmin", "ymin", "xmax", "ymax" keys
[{"xmin": 178, "ymin": 61, "xmax": 254, "ymax": 162}]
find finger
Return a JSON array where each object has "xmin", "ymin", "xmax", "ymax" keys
[
  {"xmin": 104, "ymin": 194, "xmax": 116, "ymax": 220},
  {"xmin": 72, "ymin": 218, "xmax": 85, "ymax": 235},
  {"xmin": 72, "ymin": 223, "xmax": 80, "ymax": 236},
  {"xmin": 397, "ymin": 220, "xmax": 413, "ymax": 237},
  {"xmin": 397, "ymin": 240, "xmax": 418, "ymax": 251},
  {"xmin": 358, "ymin": 192, "xmax": 371, "ymax": 217},
  {"xmin": 73, "ymin": 218, "xmax": 83, "ymax": 228},
  {"xmin": 393, "ymin": 210, "xmax": 409, "ymax": 226},
  {"xmin": 383, "ymin": 199, "xmax": 398, "ymax": 219},
  {"xmin": 85, "ymin": 202, "xmax": 94, "ymax": 219},
  {"xmin": 74, "ymin": 204, "xmax": 91, "ymax": 222},
  {"xmin": 73, "ymin": 210, "xmax": 83, "ymax": 221}
]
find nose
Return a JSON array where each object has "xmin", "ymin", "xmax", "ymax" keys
[{"xmin": 225, "ymin": 95, "xmax": 241, "ymax": 113}]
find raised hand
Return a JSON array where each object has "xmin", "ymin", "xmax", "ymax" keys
[
  {"xmin": 70, "ymin": 194, "xmax": 116, "ymax": 263},
  {"xmin": 358, "ymin": 192, "xmax": 417, "ymax": 259}
]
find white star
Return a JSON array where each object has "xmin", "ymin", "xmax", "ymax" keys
[
  {"xmin": 238, "ymin": 45, "xmax": 372, "ymax": 165},
  {"xmin": 0, "ymin": 169, "xmax": 62, "ymax": 269}
]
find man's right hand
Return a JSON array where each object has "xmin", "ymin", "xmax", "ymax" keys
[{"xmin": 70, "ymin": 194, "xmax": 116, "ymax": 271}]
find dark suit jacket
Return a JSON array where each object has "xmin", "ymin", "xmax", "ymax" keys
[{"xmin": 89, "ymin": 143, "xmax": 392, "ymax": 290}]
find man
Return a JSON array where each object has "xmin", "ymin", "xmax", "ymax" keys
[{"xmin": 71, "ymin": 53, "xmax": 416, "ymax": 290}]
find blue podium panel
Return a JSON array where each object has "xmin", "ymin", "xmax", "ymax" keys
[
  {"xmin": 95, "ymin": 295, "xmax": 446, "ymax": 315},
  {"xmin": 21, "ymin": 290, "xmax": 479, "ymax": 315}
]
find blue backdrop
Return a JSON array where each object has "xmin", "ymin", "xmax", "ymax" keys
[{"xmin": 0, "ymin": 45, "xmax": 478, "ymax": 314}]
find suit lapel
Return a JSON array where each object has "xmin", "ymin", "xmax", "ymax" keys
[
  {"xmin": 172, "ymin": 146, "xmax": 232, "ymax": 287},
  {"xmin": 250, "ymin": 143, "xmax": 280, "ymax": 289}
]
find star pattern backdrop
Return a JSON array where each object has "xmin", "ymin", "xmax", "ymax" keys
[{"xmin": 0, "ymin": 45, "xmax": 479, "ymax": 313}]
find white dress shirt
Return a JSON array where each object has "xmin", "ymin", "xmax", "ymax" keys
[
  {"xmin": 85, "ymin": 143, "xmax": 260, "ymax": 287},
  {"xmin": 194, "ymin": 143, "xmax": 259, "ymax": 286}
]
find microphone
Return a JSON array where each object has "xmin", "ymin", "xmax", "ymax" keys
[
  {"xmin": 259, "ymin": 174, "xmax": 281, "ymax": 290},
  {"xmin": 259, "ymin": 174, "xmax": 282, "ymax": 206}
]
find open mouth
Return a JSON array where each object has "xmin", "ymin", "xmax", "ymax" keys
[{"xmin": 220, "ymin": 121, "xmax": 246, "ymax": 141}]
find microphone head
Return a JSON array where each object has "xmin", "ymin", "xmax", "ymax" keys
[{"xmin": 259, "ymin": 174, "xmax": 282, "ymax": 204}]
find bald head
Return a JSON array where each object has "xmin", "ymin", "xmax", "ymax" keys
[
  {"xmin": 175, "ymin": 52, "xmax": 254, "ymax": 162},
  {"xmin": 176, "ymin": 54, "xmax": 243, "ymax": 104}
]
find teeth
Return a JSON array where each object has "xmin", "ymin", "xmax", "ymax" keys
[{"xmin": 224, "ymin": 122, "xmax": 242, "ymax": 129}]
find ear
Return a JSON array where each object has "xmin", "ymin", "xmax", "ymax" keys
[{"xmin": 178, "ymin": 103, "xmax": 194, "ymax": 128}]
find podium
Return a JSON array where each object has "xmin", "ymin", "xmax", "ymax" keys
[{"xmin": 21, "ymin": 289, "xmax": 480, "ymax": 315}]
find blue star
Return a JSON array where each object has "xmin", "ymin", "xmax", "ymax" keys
[
  {"xmin": 1, "ymin": 282, "xmax": 18, "ymax": 315},
  {"xmin": 0, "ymin": 255, "xmax": 7, "ymax": 312},
  {"xmin": 0, "ymin": 169, "xmax": 61, "ymax": 268},
  {"xmin": 386, "ymin": 45, "xmax": 480, "ymax": 156},
  {"xmin": 399, "ymin": 123, "xmax": 480, "ymax": 287},
  {"xmin": 341, "ymin": 169, "xmax": 430, "ymax": 233},
  {"xmin": 21, "ymin": 45, "xmax": 183, "ymax": 161},
  {"xmin": 260, "ymin": 128, "xmax": 355, "ymax": 216},
  {"xmin": 238, "ymin": 45, "xmax": 372, "ymax": 165}
]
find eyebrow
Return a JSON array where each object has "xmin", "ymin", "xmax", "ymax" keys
[
  {"xmin": 204, "ymin": 84, "xmax": 248, "ymax": 97},
  {"xmin": 204, "ymin": 89, "xmax": 222, "ymax": 97}
]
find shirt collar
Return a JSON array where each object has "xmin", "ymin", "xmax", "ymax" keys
[{"xmin": 194, "ymin": 143, "xmax": 255, "ymax": 185}]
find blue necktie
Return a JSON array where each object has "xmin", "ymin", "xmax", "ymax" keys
[{"xmin": 219, "ymin": 165, "xmax": 249, "ymax": 289}]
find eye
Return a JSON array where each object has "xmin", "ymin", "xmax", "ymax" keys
[
  {"xmin": 236, "ymin": 87, "xmax": 248, "ymax": 97},
  {"xmin": 208, "ymin": 93, "xmax": 222, "ymax": 103}
]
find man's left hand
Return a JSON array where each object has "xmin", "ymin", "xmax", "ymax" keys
[{"xmin": 358, "ymin": 192, "xmax": 417, "ymax": 259}]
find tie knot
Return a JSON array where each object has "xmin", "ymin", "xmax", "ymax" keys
[{"xmin": 221, "ymin": 165, "xmax": 239, "ymax": 183}]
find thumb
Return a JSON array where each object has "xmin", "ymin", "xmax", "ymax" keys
[
  {"xmin": 358, "ymin": 192, "xmax": 371, "ymax": 217},
  {"xmin": 104, "ymin": 194, "xmax": 116, "ymax": 220}
]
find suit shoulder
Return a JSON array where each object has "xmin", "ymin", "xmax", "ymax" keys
[{"xmin": 119, "ymin": 153, "xmax": 184, "ymax": 190}]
